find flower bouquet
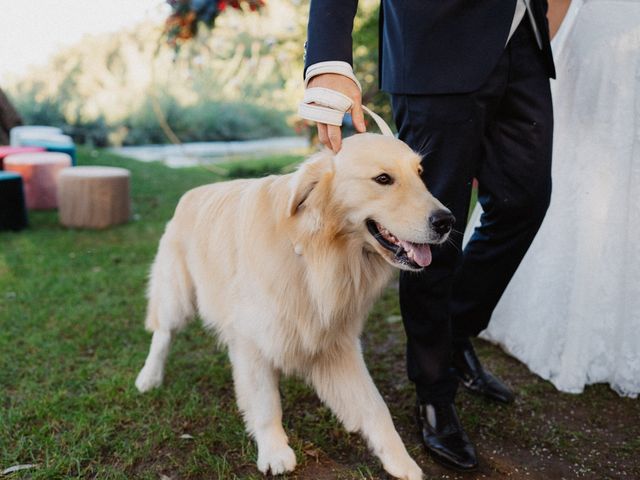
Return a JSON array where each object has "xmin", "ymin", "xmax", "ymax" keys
[{"xmin": 165, "ymin": 0, "xmax": 266, "ymax": 47}]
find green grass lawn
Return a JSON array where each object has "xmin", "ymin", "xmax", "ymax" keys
[{"xmin": 1, "ymin": 149, "xmax": 638, "ymax": 480}]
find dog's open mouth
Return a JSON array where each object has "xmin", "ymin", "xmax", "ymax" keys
[{"xmin": 366, "ymin": 219, "xmax": 432, "ymax": 269}]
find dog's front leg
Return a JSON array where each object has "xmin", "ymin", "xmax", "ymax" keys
[
  {"xmin": 310, "ymin": 341, "xmax": 423, "ymax": 480},
  {"xmin": 228, "ymin": 339, "xmax": 296, "ymax": 476}
]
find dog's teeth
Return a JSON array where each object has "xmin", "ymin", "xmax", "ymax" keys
[{"xmin": 376, "ymin": 223, "xmax": 403, "ymax": 247}]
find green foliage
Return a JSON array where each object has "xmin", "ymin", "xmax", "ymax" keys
[
  {"xmin": 4, "ymin": 1, "xmax": 395, "ymax": 146},
  {"xmin": 11, "ymin": 92, "xmax": 66, "ymax": 128},
  {"xmin": 69, "ymin": 116, "xmax": 112, "ymax": 147},
  {"xmin": 122, "ymin": 97, "xmax": 292, "ymax": 145},
  {"xmin": 168, "ymin": 100, "xmax": 292, "ymax": 142},
  {"xmin": 5, "ymin": 1, "xmax": 309, "ymax": 147},
  {"xmin": 4, "ymin": 1, "xmax": 393, "ymax": 145},
  {"xmin": 10, "ymin": 89, "xmax": 112, "ymax": 146},
  {"xmin": 9, "ymin": 91, "xmax": 292, "ymax": 147}
]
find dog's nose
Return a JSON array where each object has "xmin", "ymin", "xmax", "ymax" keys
[{"xmin": 429, "ymin": 209, "xmax": 456, "ymax": 236}]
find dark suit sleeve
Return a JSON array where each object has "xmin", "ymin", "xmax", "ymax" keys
[{"xmin": 304, "ymin": 0, "xmax": 360, "ymax": 76}]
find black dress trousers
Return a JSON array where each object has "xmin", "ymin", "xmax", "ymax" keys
[{"xmin": 391, "ymin": 19, "xmax": 554, "ymax": 404}]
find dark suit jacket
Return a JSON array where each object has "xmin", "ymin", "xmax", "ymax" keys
[{"xmin": 305, "ymin": 0, "xmax": 556, "ymax": 95}]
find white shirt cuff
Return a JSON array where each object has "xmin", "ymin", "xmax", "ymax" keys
[{"xmin": 304, "ymin": 61, "xmax": 362, "ymax": 91}]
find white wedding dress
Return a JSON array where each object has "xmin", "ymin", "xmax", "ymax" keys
[{"xmin": 465, "ymin": 0, "xmax": 640, "ymax": 397}]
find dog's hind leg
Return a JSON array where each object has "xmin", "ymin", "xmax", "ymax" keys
[
  {"xmin": 135, "ymin": 330, "xmax": 173, "ymax": 392},
  {"xmin": 136, "ymin": 235, "xmax": 195, "ymax": 393},
  {"xmin": 310, "ymin": 342, "xmax": 423, "ymax": 480},
  {"xmin": 228, "ymin": 338, "xmax": 296, "ymax": 476}
]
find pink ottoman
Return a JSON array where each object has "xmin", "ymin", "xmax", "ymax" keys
[
  {"xmin": 4, "ymin": 152, "xmax": 72, "ymax": 210},
  {"xmin": 0, "ymin": 146, "xmax": 46, "ymax": 170}
]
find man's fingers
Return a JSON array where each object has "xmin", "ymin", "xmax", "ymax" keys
[
  {"xmin": 327, "ymin": 124, "xmax": 342, "ymax": 152},
  {"xmin": 351, "ymin": 101, "xmax": 366, "ymax": 133},
  {"xmin": 317, "ymin": 123, "xmax": 331, "ymax": 149},
  {"xmin": 317, "ymin": 122, "xmax": 343, "ymax": 152},
  {"xmin": 304, "ymin": 72, "xmax": 363, "ymax": 151}
]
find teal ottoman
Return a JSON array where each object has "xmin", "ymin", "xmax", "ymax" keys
[
  {"xmin": 0, "ymin": 171, "xmax": 28, "ymax": 231},
  {"xmin": 21, "ymin": 135, "xmax": 77, "ymax": 166}
]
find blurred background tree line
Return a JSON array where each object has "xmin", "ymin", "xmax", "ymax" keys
[{"xmin": 2, "ymin": 0, "xmax": 389, "ymax": 147}]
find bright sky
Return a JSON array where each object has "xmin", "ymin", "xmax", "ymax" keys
[{"xmin": 0, "ymin": 0, "xmax": 168, "ymax": 82}]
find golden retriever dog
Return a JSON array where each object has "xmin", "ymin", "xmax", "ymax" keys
[{"xmin": 135, "ymin": 133, "xmax": 454, "ymax": 480}]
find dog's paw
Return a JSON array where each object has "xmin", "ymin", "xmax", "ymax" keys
[
  {"xmin": 383, "ymin": 457, "xmax": 423, "ymax": 480},
  {"xmin": 135, "ymin": 366, "xmax": 163, "ymax": 392},
  {"xmin": 257, "ymin": 444, "xmax": 297, "ymax": 476}
]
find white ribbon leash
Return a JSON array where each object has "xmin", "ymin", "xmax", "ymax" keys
[
  {"xmin": 298, "ymin": 87, "xmax": 394, "ymax": 137},
  {"xmin": 361, "ymin": 105, "xmax": 394, "ymax": 138}
]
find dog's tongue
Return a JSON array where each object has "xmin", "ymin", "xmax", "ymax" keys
[
  {"xmin": 411, "ymin": 243, "xmax": 433, "ymax": 267},
  {"xmin": 399, "ymin": 241, "xmax": 432, "ymax": 267}
]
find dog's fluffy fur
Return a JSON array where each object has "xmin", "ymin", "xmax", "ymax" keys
[{"xmin": 135, "ymin": 133, "xmax": 451, "ymax": 480}]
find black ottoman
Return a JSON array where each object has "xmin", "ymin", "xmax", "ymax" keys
[{"xmin": 0, "ymin": 171, "xmax": 28, "ymax": 231}]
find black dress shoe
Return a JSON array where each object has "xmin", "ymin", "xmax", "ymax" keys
[
  {"xmin": 416, "ymin": 401, "xmax": 479, "ymax": 471},
  {"xmin": 453, "ymin": 341, "xmax": 515, "ymax": 404}
]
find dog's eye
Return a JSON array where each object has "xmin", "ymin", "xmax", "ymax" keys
[{"xmin": 373, "ymin": 174, "xmax": 394, "ymax": 185}]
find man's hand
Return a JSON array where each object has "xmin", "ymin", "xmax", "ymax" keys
[{"xmin": 307, "ymin": 73, "xmax": 366, "ymax": 152}]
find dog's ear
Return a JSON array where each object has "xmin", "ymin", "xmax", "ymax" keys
[{"xmin": 287, "ymin": 150, "xmax": 334, "ymax": 216}]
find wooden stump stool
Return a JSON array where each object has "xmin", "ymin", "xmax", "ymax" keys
[
  {"xmin": 57, "ymin": 166, "xmax": 131, "ymax": 229},
  {"xmin": 3, "ymin": 152, "xmax": 72, "ymax": 210},
  {"xmin": 0, "ymin": 171, "xmax": 28, "ymax": 231}
]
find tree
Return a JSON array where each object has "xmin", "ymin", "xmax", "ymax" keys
[{"xmin": 0, "ymin": 87, "xmax": 22, "ymax": 145}]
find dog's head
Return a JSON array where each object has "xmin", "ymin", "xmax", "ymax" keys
[{"xmin": 288, "ymin": 133, "xmax": 454, "ymax": 271}]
